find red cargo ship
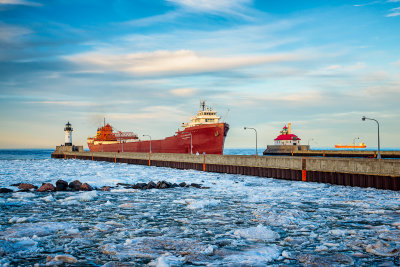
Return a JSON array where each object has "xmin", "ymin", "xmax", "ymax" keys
[{"xmin": 87, "ymin": 101, "xmax": 229, "ymax": 154}]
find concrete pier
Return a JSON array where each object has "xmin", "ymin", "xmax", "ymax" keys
[
  {"xmin": 263, "ymin": 147, "xmax": 400, "ymax": 158},
  {"xmin": 51, "ymin": 150, "xmax": 400, "ymax": 191}
]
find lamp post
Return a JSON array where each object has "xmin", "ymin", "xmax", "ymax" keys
[
  {"xmin": 362, "ymin": 116, "xmax": 380, "ymax": 159},
  {"xmin": 353, "ymin": 137, "xmax": 359, "ymax": 151},
  {"xmin": 244, "ymin": 127, "xmax": 258, "ymax": 156},
  {"xmin": 143, "ymin": 134, "xmax": 152, "ymax": 153}
]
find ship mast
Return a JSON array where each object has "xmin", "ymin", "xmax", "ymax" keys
[{"xmin": 200, "ymin": 100, "xmax": 206, "ymax": 111}]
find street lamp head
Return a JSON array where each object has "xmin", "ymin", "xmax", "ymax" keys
[{"xmin": 362, "ymin": 116, "xmax": 366, "ymax": 121}]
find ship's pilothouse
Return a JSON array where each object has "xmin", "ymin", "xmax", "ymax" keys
[{"xmin": 181, "ymin": 101, "xmax": 221, "ymax": 128}]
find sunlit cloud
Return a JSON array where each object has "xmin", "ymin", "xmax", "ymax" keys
[
  {"xmin": 169, "ymin": 88, "xmax": 197, "ymax": 96},
  {"xmin": 108, "ymin": 106, "xmax": 187, "ymax": 121},
  {"xmin": 66, "ymin": 50, "xmax": 303, "ymax": 76}
]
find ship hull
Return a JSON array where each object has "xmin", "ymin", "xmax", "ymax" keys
[{"xmin": 88, "ymin": 123, "xmax": 229, "ymax": 155}]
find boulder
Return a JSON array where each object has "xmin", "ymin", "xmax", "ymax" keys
[
  {"xmin": 132, "ymin": 183, "xmax": 147, "ymax": 189},
  {"xmin": 11, "ymin": 183, "xmax": 21, "ymax": 187},
  {"xmin": 190, "ymin": 183, "xmax": 202, "ymax": 188},
  {"xmin": 179, "ymin": 182, "xmax": 187, "ymax": 187},
  {"xmin": 0, "ymin": 188, "xmax": 13, "ymax": 193},
  {"xmin": 156, "ymin": 181, "xmax": 171, "ymax": 189},
  {"xmin": 37, "ymin": 183, "xmax": 56, "ymax": 192},
  {"xmin": 69, "ymin": 180, "xmax": 82, "ymax": 191},
  {"xmin": 171, "ymin": 183, "xmax": 179, "ymax": 188},
  {"xmin": 146, "ymin": 181, "xmax": 156, "ymax": 189},
  {"xmin": 79, "ymin": 183, "xmax": 93, "ymax": 191},
  {"xmin": 56, "ymin": 180, "xmax": 68, "ymax": 191},
  {"xmin": 117, "ymin": 183, "xmax": 131, "ymax": 187},
  {"xmin": 18, "ymin": 183, "xmax": 36, "ymax": 191},
  {"xmin": 101, "ymin": 186, "xmax": 110, "ymax": 191}
]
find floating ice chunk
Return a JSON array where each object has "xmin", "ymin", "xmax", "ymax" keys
[
  {"xmin": 203, "ymin": 245, "xmax": 216, "ymax": 255},
  {"xmin": 93, "ymin": 223, "xmax": 112, "ymax": 232},
  {"xmin": 124, "ymin": 239, "xmax": 133, "ymax": 246},
  {"xmin": 329, "ymin": 229, "xmax": 348, "ymax": 236},
  {"xmin": 323, "ymin": 242, "xmax": 340, "ymax": 247},
  {"xmin": 41, "ymin": 195, "xmax": 55, "ymax": 202},
  {"xmin": 52, "ymin": 255, "xmax": 77, "ymax": 263},
  {"xmin": 65, "ymin": 228, "xmax": 79, "ymax": 234},
  {"xmin": 110, "ymin": 188, "xmax": 137, "ymax": 193},
  {"xmin": 316, "ymin": 245, "xmax": 329, "ymax": 252},
  {"xmin": 59, "ymin": 199, "xmax": 79, "ymax": 206},
  {"xmin": 12, "ymin": 192, "xmax": 36, "ymax": 199},
  {"xmin": 365, "ymin": 209, "xmax": 385, "ymax": 214},
  {"xmin": 8, "ymin": 217, "xmax": 29, "ymax": 224},
  {"xmin": 172, "ymin": 199, "xmax": 186, "ymax": 205},
  {"xmin": 148, "ymin": 253, "xmax": 186, "ymax": 267},
  {"xmin": 119, "ymin": 203, "xmax": 134, "ymax": 208},
  {"xmin": 222, "ymin": 246, "xmax": 280, "ymax": 265},
  {"xmin": 234, "ymin": 225, "xmax": 279, "ymax": 242},
  {"xmin": 366, "ymin": 241, "xmax": 400, "ymax": 257},
  {"xmin": 185, "ymin": 199, "xmax": 221, "ymax": 210},
  {"xmin": 282, "ymin": 250, "xmax": 294, "ymax": 259},
  {"xmin": 78, "ymin": 191, "xmax": 97, "ymax": 201},
  {"xmin": 105, "ymin": 221, "xmax": 124, "ymax": 227},
  {"xmin": 60, "ymin": 191, "xmax": 97, "ymax": 204}
]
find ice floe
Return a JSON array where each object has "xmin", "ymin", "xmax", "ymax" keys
[{"xmin": 1, "ymin": 150, "xmax": 400, "ymax": 265}]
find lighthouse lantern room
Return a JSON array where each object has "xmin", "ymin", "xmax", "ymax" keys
[{"xmin": 64, "ymin": 122, "xmax": 73, "ymax": 146}]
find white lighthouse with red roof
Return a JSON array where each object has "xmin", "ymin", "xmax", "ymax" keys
[{"xmin": 274, "ymin": 123, "xmax": 301, "ymax": 146}]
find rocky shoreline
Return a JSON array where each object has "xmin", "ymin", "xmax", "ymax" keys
[{"xmin": 0, "ymin": 180, "xmax": 208, "ymax": 193}]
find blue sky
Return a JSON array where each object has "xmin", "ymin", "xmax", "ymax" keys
[{"xmin": 0, "ymin": 0, "xmax": 399, "ymax": 149}]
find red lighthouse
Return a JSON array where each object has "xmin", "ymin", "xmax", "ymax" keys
[{"xmin": 274, "ymin": 123, "xmax": 301, "ymax": 146}]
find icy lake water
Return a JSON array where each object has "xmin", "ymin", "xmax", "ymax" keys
[{"xmin": 0, "ymin": 149, "xmax": 399, "ymax": 266}]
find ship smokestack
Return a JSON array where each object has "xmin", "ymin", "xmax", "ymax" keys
[{"xmin": 288, "ymin": 123, "xmax": 291, "ymax": 134}]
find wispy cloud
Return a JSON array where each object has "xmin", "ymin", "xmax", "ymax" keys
[
  {"xmin": 167, "ymin": 0, "xmax": 250, "ymax": 11},
  {"xmin": 0, "ymin": 23, "xmax": 32, "ymax": 43},
  {"xmin": 0, "ymin": 0, "xmax": 41, "ymax": 6},
  {"xmin": 353, "ymin": 1, "xmax": 381, "ymax": 7},
  {"xmin": 166, "ymin": 0, "xmax": 254, "ymax": 17},
  {"xmin": 387, "ymin": 6, "xmax": 400, "ymax": 16},
  {"xmin": 65, "ymin": 50, "xmax": 303, "ymax": 76},
  {"xmin": 26, "ymin": 101, "xmax": 100, "ymax": 107}
]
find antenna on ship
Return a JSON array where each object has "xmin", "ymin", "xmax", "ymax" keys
[
  {"xmin": 200, "ymin": 100, "xmax": 206, "ymax": 111},
  {"xmin": 104, "ymin": 117, "xmax": 105, "ymax": 127},
  {"xmin": 222, "ymin": 108, "xmax": 230, "ymax": 122}
]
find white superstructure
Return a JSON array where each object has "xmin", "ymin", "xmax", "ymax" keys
[{"xmin": 181, "ymin": 101, "xmax": 221, "ymax": 128}]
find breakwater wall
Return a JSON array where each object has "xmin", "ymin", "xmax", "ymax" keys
[
  {"xmin": 51, "ymin": 151, "xmax": 400, "ymax": 191},
  {"xmin": 263, "ymin": 149, "xmax": 400, "ymax": 158}
]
